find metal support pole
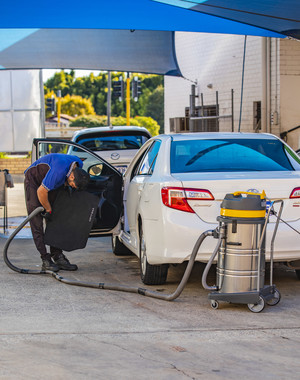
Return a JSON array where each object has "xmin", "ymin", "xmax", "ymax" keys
[
  {"xmin": 201, "ymin": 93, "xmax": 204, "ymax": 131},
  {"xmin": 216, "ymin": 91, "xmax": 219, "ymax": 131},
  {"xmin": 107, "ymin": 71, "xmax": 111, "ymax": 126},
  {"xmin": 238, "ymin": 35, "xmax": 247, "ymax": 132},
  {"xmin": 57, "ymin": 90, "xmax": 61, "ymax": 126},
  {"xmin": 266, "ymin": 37, "xmax": 271, "ymax": 133},
  {"xmin": 39, "ymin": 69, "xmax": 46, "ymax": 138},
  {"xmin": 189, "ymin": 84, "xmax": 196, "ymax": 132},
  {"xmin": 261, "ymin": 37, "xmax": 267, "ymax": 133},
  {"xmin": 231, "ymin": 89, "xmax": 234, "ymax": 132},
  {"xmin": 126, "ymin": 72, "xmax": 130, "ymax": 126}
]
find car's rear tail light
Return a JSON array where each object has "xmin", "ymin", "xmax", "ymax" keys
[
  {"xmin": 290, "ymin": 187, "xmax": 300, "ymax": 198},
  {"xmin": 161, "ymin": 187, "xmax": 214, "ymax": 213}
]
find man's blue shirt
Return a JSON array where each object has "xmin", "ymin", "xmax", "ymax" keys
[{"xmin": 25, "ymin": 154, "xmax": 83, "ymax": 191}]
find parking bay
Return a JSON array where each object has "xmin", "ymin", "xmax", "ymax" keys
[{"xmin": 1, "ymin": 234, "xmax": 300, "ymax": 379}]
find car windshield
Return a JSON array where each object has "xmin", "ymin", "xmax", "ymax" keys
[
  {"xmin": 170, "ymin": 138, "xmax": 296, "ymax": 173},
  {"xmin": 73, "ymin": 131, "xmax": 150, "ymax": 152}
]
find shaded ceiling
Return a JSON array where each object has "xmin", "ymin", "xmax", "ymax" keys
[
  {"xmin": 0, "ymin": 0, "xmax": 291, "ymax": 76},
  {"xmin": 0, "ymin": 29, "xmax": 181, "ymax": 76}
]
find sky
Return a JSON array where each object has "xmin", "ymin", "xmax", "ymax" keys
[{"xmin": 42, "ymin": 69, "xmax": 102, "ymax": 82}]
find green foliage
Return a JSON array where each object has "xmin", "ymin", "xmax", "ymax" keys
[
  {"xmin": 44, "ymin": 70, "xmax": 75, "ymax": 97},
  {"xmin": 111, "ymin": 116, "xmax": 139, "ymax": 127},
  {"xmin": 0, "ymin": 152, "xmax": 7, "ymax": 159},
  {"xmin": 69, "ymin": 115, "xmax": 159, "ymax": 136},
  {"xmin": 44, "ymin": 71, "xmax": 164, "ymax": 130},
  {"xmin": 134, "ymin": 116, "xmax": 160, "ymax": 136},
  {"xmin": 61, "ymin": 94, "xmax": 95, "ymax": 117},
  {"xmin": 145, "ymin": 85, "xmax": 164, "ymax": 133},
  {"xmin": 70, "ymin": 115, "xmax": 107, "ymax": 128}
]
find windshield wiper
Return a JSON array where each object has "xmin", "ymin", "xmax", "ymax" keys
[{"xmin": 186, "ymin": 142, "xmax": 232, "ymax": 166}]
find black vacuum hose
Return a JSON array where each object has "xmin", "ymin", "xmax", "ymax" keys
[{"xmin": 3, "ymin": 207, "xmax": 214, "ymax": 301}]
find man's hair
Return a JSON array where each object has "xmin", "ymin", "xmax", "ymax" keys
[{"xmin": 72, "ymin": 167, "xmax": 90, "ymax": 191}]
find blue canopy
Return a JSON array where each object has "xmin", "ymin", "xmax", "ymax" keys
[
  {"xmin": 0, "ymin": 29, "xmax": 181, "ymax": 76},
  {"xmin": 154, "ymin": 0, "xmax": 300, "ymax": 39},
  {"xmin": 0, "ymin": 0, "xmax": 290, "ymax": 76}
]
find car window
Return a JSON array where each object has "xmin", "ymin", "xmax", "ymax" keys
[
  {"xmin": 36, "ymin": 141, "xmax": 113, "ymax": 177},
  {"xmin": 137, "ymin": 140, "xmax": 161, "ymax": 176},
  {"xmin": 170, "ymin": 138, "xmax": 297, "ymax": 173},
  {"xmin": 73, "ymin": 131, "xmax": 150, "ymax": 152}
]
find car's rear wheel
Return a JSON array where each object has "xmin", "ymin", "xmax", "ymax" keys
[
  {"xmin": 296, "ymin": 270, "xmax": 300, "ymax": 280},
  {"xmin": 111, "ymin": 235, "xmax": 132, "ymax": 256},
  {"xmin": 139, "ymin": 223, "xmax": 168, "ymax": 285}
]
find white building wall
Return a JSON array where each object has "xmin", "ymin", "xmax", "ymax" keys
[
  {"xmin": 165, "ymin": 33, "xmax": 264, "ymax": 133},
  {"xmin": 165, "ymin": 33, "xmax": 284, "ymax": 142},
  {"xmin": 0, "ymin": 70, "xmax": 43, "ymax": 152},
  {"xmin": 279, "ymin": 38, "xmax": 300, "ymax": 150}
]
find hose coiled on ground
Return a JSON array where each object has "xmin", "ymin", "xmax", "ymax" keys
[{"xmin": 3, "ymin": 207, "xmax": 215, "ymax": 301}]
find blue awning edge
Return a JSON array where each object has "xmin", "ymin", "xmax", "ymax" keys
[{"xmin": 0, "ymin": 29, "xmax": 182, "ymax": 77}]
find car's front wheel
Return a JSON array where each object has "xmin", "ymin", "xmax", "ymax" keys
[{"xmin": 139, "ymin": 223, "xmax": 168, "ymax": 285}]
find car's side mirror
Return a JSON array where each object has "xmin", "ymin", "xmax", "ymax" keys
[{"xmin": 88, "ymin": 164, "xmax": 103, "ymax": 177}]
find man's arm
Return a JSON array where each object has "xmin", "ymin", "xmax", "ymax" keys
[{"xmin": 37, "ymin": 185, "xmax": 51, "ymax": 212}]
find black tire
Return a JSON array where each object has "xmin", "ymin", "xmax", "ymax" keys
[
  {"xmin": 296, "ymin": 270, "xmax": 300, "ymax": 280},
  {"xmin": 111, "ymin": 235, "xmax": 132, "ymax": 256},
  {"xmin": 139, "ymin": 223, "xmax": 168, "ymax": 285}
]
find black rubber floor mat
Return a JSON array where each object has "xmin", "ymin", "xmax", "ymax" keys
[{"xmin": 44, "ymin": 188, "xmax": 99, "ymax": 251}]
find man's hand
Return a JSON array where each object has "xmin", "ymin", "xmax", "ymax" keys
[{"xmin": 41, "ymin": 210, "xmax": 52, "ymax": 221}]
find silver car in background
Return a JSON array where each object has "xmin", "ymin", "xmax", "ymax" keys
[{"xmin": 71, "ymin": 126, "xmax": 151, "ymax": 174}]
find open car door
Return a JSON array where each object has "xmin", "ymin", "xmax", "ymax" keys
[{"xmin": 32, "ymin": 138, "xmax": 123, "ymax": 236}]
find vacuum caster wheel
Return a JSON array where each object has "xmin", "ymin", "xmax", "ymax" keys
[
  {"xmin": 247, "ymin": 296, "xmax": 265, "ymax": 313},
  {"xmin": 266, "ymin": 289, "xmax": 281, "ymax": 306},
  {"xmin": 210, "ymin": 300, "xmax": 219, "ymax": 310}
]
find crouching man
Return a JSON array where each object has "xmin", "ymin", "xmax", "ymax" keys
[{"xmin": 24, "ymin": 153, "xmax": 90, "ymax": 272}]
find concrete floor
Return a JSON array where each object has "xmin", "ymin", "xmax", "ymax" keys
[{"xmin": 0, "ymin": 176, "xmax": 299, "ymax": 379}]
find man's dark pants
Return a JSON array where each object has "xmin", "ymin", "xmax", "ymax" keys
[{"xmin": 24, "ymin": 179, "xmax": 62, "ymax": 260}]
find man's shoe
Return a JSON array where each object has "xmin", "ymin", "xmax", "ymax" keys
[
  {"xmin": 54, "ymin": 254, "xmax": 78, "ymax": 271},
  {"xmin": 42, "ymin": 258, "xmax": 59, "ymax": 272}
]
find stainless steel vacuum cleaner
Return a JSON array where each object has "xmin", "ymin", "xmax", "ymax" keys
[{"xmin": 202, "ymin": 191, "xmax": 283, "ymax": 313}]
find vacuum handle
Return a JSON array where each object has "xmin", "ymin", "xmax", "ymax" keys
[{"xmin": 233, "ymin": 190, "xmax": 266, "ymax": 199}]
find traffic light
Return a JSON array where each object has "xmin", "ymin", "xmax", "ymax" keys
[
  {"xmin": 132, "ymin": 76, "xmax": 142, "ymax": 102},
  {"xmin": 112, "ymin": 77, "xmax": 124, "ymax": 101},
  {"xmin": 46, "ymin": 97, "xmax": 56, "ymax": 113}
]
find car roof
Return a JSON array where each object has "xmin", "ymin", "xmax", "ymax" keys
[
  {"xmin": 72, "ymin": 125, "xmax": 152, "ymax": 139},
  {"xmin": 157, "ymin": 132, "xmax": 279, "ymax": 141}
]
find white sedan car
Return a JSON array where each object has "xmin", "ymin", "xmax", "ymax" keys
[
  {"xmin": 113, "ymin": 132, "xmax": 300, "ymax": 285},
  {"xmin": 32, "ymin": 133, "xmax": 300, "ymax": 286}
]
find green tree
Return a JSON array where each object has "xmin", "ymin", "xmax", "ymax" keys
[
  {"xmin": 145, "ymin": 85, "xmax": 164, "ymax": 133},
  {"xmin": 134, "ymin": 116, "xmax": 160, "ymax": 136},
  {"xmin": 44, "ymin": 70, "xmax": 164, "ymax": 130},
  {"xmin": 70, "ymin": 115, "xmax": 107, "ymax": 128},
  {"xmin": 61, "ymin": 94, "xmax": 95, "ymax": 117},
  {"xmin": 44, "ymin": 70, "xmax": 75, "ymax": 97},
  {"xmin": 70, "ymin": 115, "xmax": 159, "ymax": 136}
]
